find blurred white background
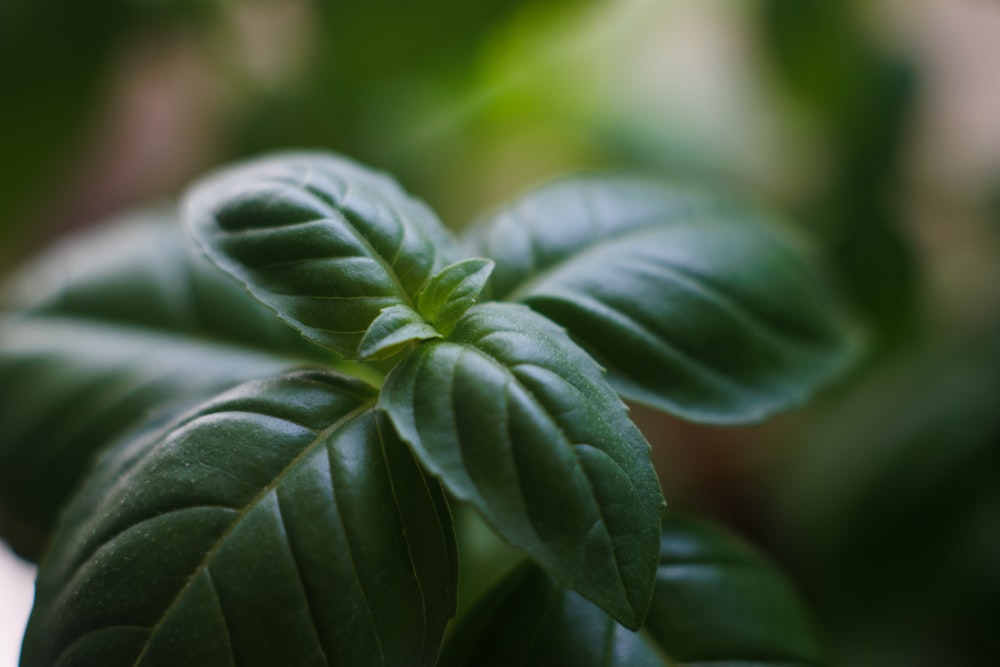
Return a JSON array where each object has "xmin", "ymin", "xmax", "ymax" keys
[{"xmin": 0, "ymin": 546, "xmax": 33, "ymax": 667}]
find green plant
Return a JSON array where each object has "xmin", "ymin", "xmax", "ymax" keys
[{"xmin": 1, "ymin": 152, "xmax": 854, "ymax": 665}]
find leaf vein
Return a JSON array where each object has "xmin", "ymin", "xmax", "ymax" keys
[
  {"xmin": 203, "ymin": 569, "xmax": 236, "ymax": 667},
  {"xmin": 325, "ymin": 438, "xmax": 387, "ymax": 664},
  {"xmin": 274, "ymin": 490, "xmax": 329, "ymax": 663},
  {"xmin": 127, "ymin": 401, "xmax": 375, "ymax": 665},
  {"xmin": 538, "ymin": 289, "xmax": 751, "ymax": 394},
  {"xmin": 460, "ymin": 346, "xmax": 628, "ymax": 598}
]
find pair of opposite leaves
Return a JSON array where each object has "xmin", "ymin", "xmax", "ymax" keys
[{"xmin": 17, "ymin": 152, "xmax": 852, "ymax": 666}]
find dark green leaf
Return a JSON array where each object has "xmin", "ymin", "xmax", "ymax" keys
[
  {"xmin": 4, "ymin": 207, "xmax": 326, "ymax": 359},
  {"xmin": 646, "ymin": 512, "xmax": 824, "ymax": 665},
  {"xmin": 358, "ymin": 304, "xmax": 441, "ymax": 361},
  {"xmin": 380, "ymin": 302, "xmax": 664, "ymax": 629},
  {"xmin": 185, "ymin": 152, "xmax": 461, "ymax": 358},
  {"xmin": 440, "ymin": 512, "xmax": 824, "ymax": 666},
  {"xmin": 417, "ymin": 258, "xmax": 494, "ymax": 335},
  {"xmin": 0, "ymin": 316, "xmax": 295, "ymax": 560},
  {"xmin": 0, "ymin": 210, "xmax": 342, "ymax": 559},
  {"xmin": 467, "ymin": 176, "xmax": 857, "ymax": 424},
  {"xmin": 440, "ymin": 562, "xmax": 662, "ymax": 667},
  {"xmin": 21, "ymin": 371, "xmax": 457, "ymax": 667}
]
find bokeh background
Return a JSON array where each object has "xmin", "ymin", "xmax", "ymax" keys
[{"xmin": 2, "ymin": 0, "xmax": 1000, "ymax": 665}]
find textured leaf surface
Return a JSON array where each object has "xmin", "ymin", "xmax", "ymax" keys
[
  {"xmin": 0, "ymin": 211, "xmax": 335, "ymax": 559},
  {"xmin": 380, "ymin": 302, "xmax": 663, "ymax": 629},
  {"xmin": 0, "ymin": 316, "xmax": 296, "ymax": 560},
  {"xmin": 440, "ymin": 512, "xmax": 824, "ymax": 666},
  {"xmin": 185, "ymin": 152, "xmax": 460, "ymax": 357},
  {"xmin": 21, "ymin": 371, "xmax": 457, "ymax": 667},
  {"xmin": 467, "ymin": 176, "xmax": 856, "ymax": 424},
  {"xmin": 3, "ymin": 207, "xmax": 323, "ymax": 359}
]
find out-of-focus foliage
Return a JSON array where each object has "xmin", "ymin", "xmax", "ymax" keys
[
  {"xmin": 0, "ymin": 0, "xmax": 126, "ymax": 259},
  {"xmin": 760, "ymin": 0, "xmax": 921, "ymax": 355},
  {"xmin": 441, "ymin": 512, "xmax": 824, "ymax": 666},
  {"xmin": 232, "ymin": 0, "xmax": 578, "ymax": 159},
  {"xmin": 0, "ymin": 0, "xmax": 216, "ymax": 264},
  {"xmin": 778, "ymin": 317, "xmax": 1000, "ymax": 666}
]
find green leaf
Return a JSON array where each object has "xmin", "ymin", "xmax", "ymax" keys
[
  {"xmin": 0, "ymin": 209, "xmax": 344, "ymax": 559},
  {"xmin": 0, "ymin": 316, "xmax": 296, "ymax": 560},
  {"xmin": 417, "ymin": 258, "xmax": 495, "ymax": 335},
  {"xmin": 21, "ymin": 371, "xmax": 458, "ymax": 667},
  {"xmin": 467, "ymin": 176, "xmax": 857, "ymax": 424},
  {"xmin": 184, "ymin": 151, "xmax": 461, "ymax": 358},
  {"xmin": 440, "ymin": 562, "xmax": 662, "ymax": 667},
  {"xmin": 359, "ymin": 304, "xmax": 441, "ymax": 360},
  {"xmin": 3, "ymin": 207, "xmax": 327, "ymax": 359},
  {"xmin": 645, "ymin": 513, "xmax": 824, "ymax": 665},
  {"xmin": 440, "ymin": 512, "xmax": 825, "ymax": 666},
  {"xmin": 379, "ymin": 302, "xmax": 664, "ymax": 629}
]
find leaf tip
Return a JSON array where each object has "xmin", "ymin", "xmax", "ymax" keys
[{"xmin": 358, "ymin": 304, "xmax": 441, "ymax": 361}]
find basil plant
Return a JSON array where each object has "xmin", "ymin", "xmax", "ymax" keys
[{"xmin": 0, "ymin": 152, "xmax": 854, "ymax": 666}]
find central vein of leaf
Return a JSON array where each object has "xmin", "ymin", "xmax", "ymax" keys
[
  {"xmin": 129, "ymin": 399, "xmax": 377, "ymax": 667},
  {"xmin": 501, "ymin": 220, "xmax": 676, "ymax": 303},
  {"xmin": 457, "ymin": 344, "xmax": 630, "ymax": 600},
  {"xmin": 339, "ymin": 210, "xmax": 418, "ymax": 311}
]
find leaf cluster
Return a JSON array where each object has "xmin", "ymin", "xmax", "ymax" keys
[{"xmin": 1, "ymin": 152, "xmax": 855, "ymax": 665}]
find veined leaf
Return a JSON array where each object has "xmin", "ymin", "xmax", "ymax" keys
[
  {"xmin": 0, "ymin": 210, "xmax": 341, "ymax": 559},
  {"xmin": 380, "ymin": 302, "xmax": 664, "ymax": 629},
  {"xmin": 417, "ymin": 258, "xmax": 494, "ymax": 335},
  {"xmin": 359, "ymin": 304, "xmax": 441, "ymax": 361},
  {"xmin": 185, "ymin": 152, "xmax": 461, "ymax": 358},
  {"xmin": 0, "ymin": 316, "xmax": 296, "ymax": 560},
  {"xmin": 21, "ymin": 371, "xmax": 458, "ymax": 667},
  {"xmin": 2, "ymin": 207, "xmax": 323, "ymax": 359},
  {"xmin": 467, "ymin": 176, "xmax": 857, "ymax": 424},
  {"xmin": 440, "ymin": 512, "xmax": 825, "ymax": 666}
]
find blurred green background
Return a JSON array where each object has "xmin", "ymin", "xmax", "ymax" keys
[{"xmin": 2, "ymin": 0, "xmax": 1000, "ymax": 665}]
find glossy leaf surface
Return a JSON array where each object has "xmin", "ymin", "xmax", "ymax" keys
[
  {"xmin": 380, "ymin": 302, "xmax": 663, "ymax": 629},
  {"xmin": 22, "ymin": 371, "xmax": 457, "ymax": 667},
  {"xmin": 440, "ymin": 512, "xmax": 824, "ymax": 666},
  {"xmin": 3, "ymin": 207, "xmax": 325, "ymax": 358},
  {"xmin": 185, "ymin": 152, "xmax": 461, "ymax": 357},
  {"xmin": 467, "ymin": 176, "xmax": 856, "ymax": 424},
  {"xmin": 0, "ymin": 211, "xmax": 340, "ymax": 559},
  {"xmin": 0, "ymin": 317, "xmax": 298, "ymax": 560},
  {"xmin": 417, "ymin": 258, "xmax": 494, "ymax": 335},
  {"xmin": 358, "ymin": 304, "xmax": 441, "ymax": 361}
]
